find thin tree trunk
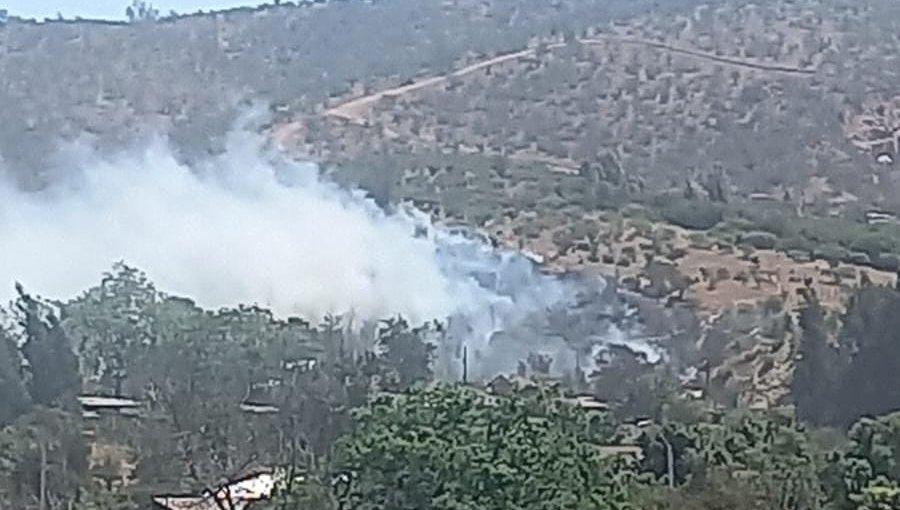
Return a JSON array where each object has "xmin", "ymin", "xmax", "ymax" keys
[{"xmin": 39, "ymin": 442, "xmax": 47, "ymax": 510}]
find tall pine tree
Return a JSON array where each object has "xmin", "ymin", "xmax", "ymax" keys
[
  {"xmin": 0, "ymin": 325, "xmax": 30, "ymax": 426},
  {"xmin": 16, "ymin": 284, "xmax": 80, "ymax": 407}
]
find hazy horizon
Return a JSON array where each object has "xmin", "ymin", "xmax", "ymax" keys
[{"xmin": 1, "ymin": 1, "xmax": 262, "ymax": 20}]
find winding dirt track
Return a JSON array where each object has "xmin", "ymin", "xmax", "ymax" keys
[
  {"xmin": 580, "ymin": 35, "xmax": 816, "ymax": 75},
  {"xmin": 324, "ymin": 35, "xmax": 815, "ymax": 123},
  {"xmin": 325, "ymin": 46, "xmax": 545, "ymax": 122}
]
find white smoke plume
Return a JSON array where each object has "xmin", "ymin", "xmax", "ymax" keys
[{"xmin": 0, "ymin": 123, "xmax": 646, "ymax": 379}]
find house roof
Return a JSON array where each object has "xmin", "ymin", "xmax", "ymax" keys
[
  {"xmin": 153, "ymin": 472, "xmax": 277, "ymax": 510},
  {"xmin": 562, "ymin": 395, "xmax": 609, "ymax": 411},
  {"xmin": 240, "ymin": 403, "xmax": 280, "ymax": 415},
  {"xmin": 152, "ymin": 496, "xmax": 213, "ymax": 510},
  {"xmin": 77, "ymin": 395, "xmax": 141, "ymax": 409}
]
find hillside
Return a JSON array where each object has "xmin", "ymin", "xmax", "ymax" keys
[
  {"xmin": 300, "ymin": 0, "xmax": 900, "ymax": 208},
  {"xmin": 3, "ymin": 0, "xmax": 900, "ymax": 416},
  {"xmin": 8, "ymin": 2, "xmax": 900, "ymax": 508},
  {"xmin": 0, "ymin": 0, "xmax": 697, "ymax": 183}
]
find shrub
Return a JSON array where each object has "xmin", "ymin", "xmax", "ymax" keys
[
  {"xmin": 738, "ymin": 231, "xmax": 777, "ymax": 250},
  {"xmin": 629, "ymin": 218, "xmax": 654, "ymax": 236},
  {"xmin": 659, "ymin": 227, "xmax": 678, "ymax": 241},
  {"xmin": 849, "ymin": 232, "xmax": 897, "ymax": 259},
  {"xmin": 871, "ymin": 253, "xmax": 900, "ymax": 272},
  {"xmin": 740, "ymin": 208, "xmax": 796, "ymax": 237},
  {"xmin": 778, "ymin": 236, "xmax": 815, "ymax": 254},
  {"xmin": 812, "ymin": 245, "xmax": 848, "ymax": 267},
  {"xmin": 846, "ymin": 251, "xmax": 872, "ymax": 266},
  {"xmin": 787, "ymin": 250, "xmax": 812, "ymax": 263},
  {"xmin": 687, "ymin": 232, "xmax": 713, "ymax": 249},
  {"xmin": 667, "ymin": 247, "xmax": 688, "ymax": 260},
  {"xmin": 660, "ymin": 199, "xmax": 724, "ymax": 230}
]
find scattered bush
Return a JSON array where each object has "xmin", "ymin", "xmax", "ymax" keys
[
  {"xmin": 871, "ymin": 253, "xmax": 900, "ymax": 272},
  {"xmin": 762, "ymin": 296, "xmax": 784, "ymax": 315},
  {"xmin": 687, "ymin": 232, "xmax": 714, "ymax": 249},
  {"xmin": 629, "ymin": 218, "xmax": 654, "ymax": 236},
  {"xmin": 787, "ymin": 250, "xmax": 812, "ymax": 263},
  {"xmin": 849, "ymin": 232, "xmax": 896, "ymax": 259},
  {"xmin": 659, "ymin": 227, "xmax": 678, "ymax": 241},
  {"xmin": 738, "ymin": 231, "xmax": 777, "ymax": 250},
  {"xmin": 846, "ymin": 251, "xmax": 872, "ymax": 266},
  {"xmin": 835, "ymin": 266, "xmax": 858, "ymax": 280},
  {"xmin": 552, "ymin": 230, "xmax": 573, "ymax": 254},
  {"xmin": 778, "ymin": 236, "xmax": 815, "ymax": 254},
  {"xmin": 660, "ymin": 199, "xmax": 724, "ymax": 230},
  {"xmin": 812, "ymin": 245, "xmax": 848, "ymax": 267},
  {"xmin": 668, "ymin": 247, "xmax": 688, "ymax": 260}
]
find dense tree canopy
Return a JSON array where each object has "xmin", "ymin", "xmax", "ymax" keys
[
  {"xmin": 333, "ymin": 385, "xmax": 630, "ymax": 510},
  {"xmin": 794, "ymin": 286, "xmax": 900, "ymax": 428}
]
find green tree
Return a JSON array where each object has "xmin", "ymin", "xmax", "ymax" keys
[
  {"xmin": 0, "ymin": 322, "xmax": 30, "ymax": 426},
  {"xmin": 643, "ymin": 412, "xmax": 824, "ymax": 510},
  {"xmin": 333, "ymin": 384, "xmax": 631, "ymax": 510},
  {"xmin": 792, "ymin": 291, "xmax": 843, "ymax": 426},
  {"xmin": 79, "ymin": 482, "xmax": 138, "ymax": 510},
  {"xmin": 659, "ymin": 199, "xmax": 723, "ymax": 230},
  {"xmin": 0, "ymin": 408, "xmax": 88, "ymax": 510},
  {"xmin": 373, "ymin": 318, "xmax": 436, "ymax": 392},
  {"xmin": 63, "ymin": 263, "xmax": 159, "ymax": 395},
  {"xmin": 125, "ymin": 1, "xmax": 158, "ymax": 22},
  {"xmin": 794, "ymin": 287, "xmax": 900, "ymax": 427},
  {"xmin": 829, "ymin": 413, "xmax": 900, "ymax": 509},
  {"xmin": 16, "ymin": 284, "xmax": 80, "ymax": 408}
]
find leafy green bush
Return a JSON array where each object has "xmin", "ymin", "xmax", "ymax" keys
[
  {"xmin": 846, "ymin": 251, "xmax": 872, "ymax": 266},
  {"xmin": 850, "ymin": 233, "xmax": 897, "ymax": 259},
  {"xmin": 738, "ymin": 231, "xmax": 777, "ymax": 250},
  {"xmin": 738, "ymin": 208, "xmax": 796, "ymax": 238},
  {"xmin": 334, "ymin": 385, "xmax": 623, "ymax": 510},
  {"xmin": 871, "ymin": 253, "xmax": 900, "ymax": 272},
  {"xmin": 812, "ymin": 244, "xmax": 849, "ymax": 267},
  {"xmin": 660, "ymin": 200, "xmax": 723, "ymax": 230}
]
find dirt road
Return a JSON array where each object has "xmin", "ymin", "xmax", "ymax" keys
[
  {"xmin": 324, "ymin": 46, "xmax": 547, "ymax": 122},
  {"xmin": 323, "ymin": 35, "xmax": 815, "ymax": 123}
]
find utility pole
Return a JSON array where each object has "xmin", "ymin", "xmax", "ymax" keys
[
  {"xmin": 462, "ymin": 346, "xmax": 468, "ymax": 384},
  {"xmin": 39, "ymin": 441, "xmax": 47, "ymax": 510}
]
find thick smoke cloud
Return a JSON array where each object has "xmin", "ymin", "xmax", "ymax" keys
[
  {"xmin": 0, "ymin": 125, "xmax": 647, "ymax": 379},
  {"xmin": 0, "ymin": 130, "xmax": 454, "ymax": 324}
]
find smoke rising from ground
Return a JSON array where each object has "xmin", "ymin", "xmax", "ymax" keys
[
  {"xmin": 0, "ymin": 126, "xmax": 645, "ymax": 378},
  {"xmin": 0, "ymin": 130, "xmax": 455, "ymax": 323}
]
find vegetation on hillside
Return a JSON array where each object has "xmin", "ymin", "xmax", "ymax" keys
[
  {"xmin": 1, "ymin": 265, "xmax": 900, "ymax": 508},
  {"xmin": 6, "ymin": 0, "xmax": 900, "ymax": 508}
]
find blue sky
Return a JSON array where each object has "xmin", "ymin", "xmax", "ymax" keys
[{"xmin": 1, "ymin": 1, "xmax": 262, "ymax": 20}]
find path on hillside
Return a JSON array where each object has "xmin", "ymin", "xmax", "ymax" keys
[
  {"xmin": 579, "ymin": 35, "xmax": 816, "ymax": 75},
  {"xmin": 323, "ymin": 35, "xmax": 816, "ymax": 123},
  {"xmin": 324, "ymin": 46, "xmax": 547, "ymax": 122}
]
